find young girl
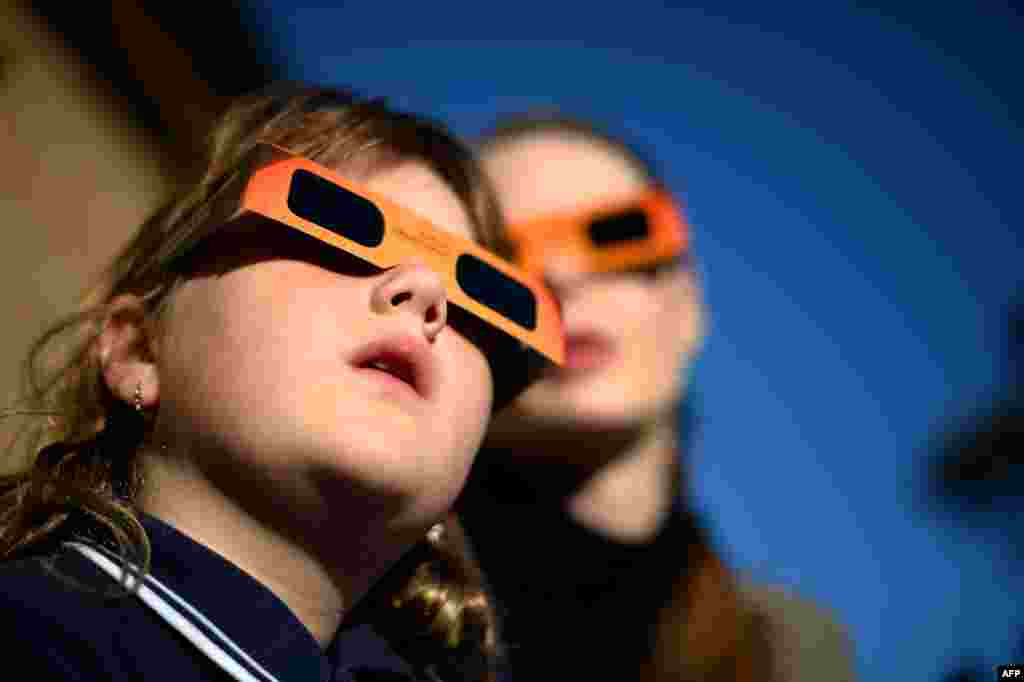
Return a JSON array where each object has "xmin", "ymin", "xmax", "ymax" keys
[
  {"xmin": 458, "ymin": 113, "xmax": 856, "ymax": 682},
  {"xmin": 0, "ymin": 84, "xmax": 561, "ymax": 682}
]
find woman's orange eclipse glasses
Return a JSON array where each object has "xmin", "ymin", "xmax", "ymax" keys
[
  {"xmin": 170, "ymin": 144, "xmax": 564, "ymax": 373},
  {"xmin": 505, "ymin": 189, "xmax": 690, "ymax": 276}
]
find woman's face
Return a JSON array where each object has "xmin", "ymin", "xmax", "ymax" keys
[
  {"xmin": 483, "ymin": 134, "xmax": 703, "ymax": 433},
  {"xmin": 153, "ymin": 161, "xmax": 494, "ymax": 533}
]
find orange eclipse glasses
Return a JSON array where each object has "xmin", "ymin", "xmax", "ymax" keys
[
  {"xmin": 505, "ymin": 189, "xmax": 690, "ymax": 276},
  {"xmin": 170, "ymin": 143, "xmax": 564, "ymax": 374}
]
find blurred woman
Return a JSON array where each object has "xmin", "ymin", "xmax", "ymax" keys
[{"xmin": 458, "ymin": 112, "xmax": 855, "ymax": 682}]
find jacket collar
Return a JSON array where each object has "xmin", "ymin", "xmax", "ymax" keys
[{"xmin": 68, "ymin": 513, "xmax": 416, "ymax": 682}]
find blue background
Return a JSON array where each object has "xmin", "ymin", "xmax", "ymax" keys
[{"xmin": 239, "ymin": 3, "xmax": 1023, "ymax": 678}]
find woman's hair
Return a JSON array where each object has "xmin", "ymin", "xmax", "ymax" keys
[
  {"xmin": 0, "ymin": 82, "xmax": 504, "ymax": 682},
  {"xmin": 477, "ymin": 111, "xmax": 775, "ymax": 682},
  {"xmin": 479, "ymin": 110, "xmax": 664, "ymax": 190}
]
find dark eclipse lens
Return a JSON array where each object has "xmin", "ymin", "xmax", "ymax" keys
[
  {"xmin": 287, "ymin": 169, "xmax": 385, "ymax": 247},
  {"xmin": 455, "ymin": 254, "xmax": 537, "ymax": 330},
  {"xmin": 588, "ymin": 208, "xmax": 650, "ymax": 246}
]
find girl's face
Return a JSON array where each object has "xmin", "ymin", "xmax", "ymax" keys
[
  {"xmin": 153, "ymin": 161, "xmax": 494, "ymax": 532},
  {"xmin": 483, "ymin": 134, "xmax": 703, "ymax": 432}
]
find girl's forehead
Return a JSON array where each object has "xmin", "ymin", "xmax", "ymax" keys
[
  {"xmin": 483, "ymin": 134, "xmax": 648, "ymax": 222},
  {"xmin": 363, "ymin": 162, "xmax": 475, "ymax": 243}
]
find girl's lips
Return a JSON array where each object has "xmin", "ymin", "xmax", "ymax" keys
[
  {"xmin": 562, "ymin": 332, "xmax": 617, "ymax": 372},
  {"xmin": 354, "ymin": 365, "xmax": 424, "ymax": 402},
  {"xmin": 348, "ymin": 333, "xmax": 437, "ymax": 400}
]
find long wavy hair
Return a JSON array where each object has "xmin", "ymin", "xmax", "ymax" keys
[
  {"xmin": 0, "ymin": 82, "xmax": 504, "ymax": 682},
  {"xmin": 478, "ymin": 112, "xmax": 775, "ymax": 682}
]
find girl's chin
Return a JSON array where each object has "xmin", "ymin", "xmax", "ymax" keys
[
  {"xmin": 568, "ymin": 408, "xmax": 644, "ymax": 432},
  {"xmin": 502, "ymin": 381, "xmax": 664, "ymax": 433},
  {"xmin": 529, "ymin": 396, "xmax": 646, "ymax": 432}
]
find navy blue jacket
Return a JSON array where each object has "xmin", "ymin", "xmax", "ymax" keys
[{"xmin": 0, "ymin": 514, "xmax": 430, "ymax": 681}]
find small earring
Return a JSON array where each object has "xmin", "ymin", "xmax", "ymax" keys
[
  {"xmin": 133, "ymin": 382, "xmax": 143, "ymax": 414},
  {"xmin": 427, "ymin": 522, "xmax": 445, "ymax": 544}
]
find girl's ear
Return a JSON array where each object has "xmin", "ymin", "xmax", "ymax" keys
[{"xmin": 97, "ymin": 294, "xmax": 160, "ymax": 411}]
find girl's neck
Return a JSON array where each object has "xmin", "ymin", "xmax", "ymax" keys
[
  {"xmin": 565, "ymin": 418, "xmax": 679, "ymax": 543},
  {"xmin": 481, "ymin": 414, "xmax": 681, "ymax": 544},
  {"xmin": 136, "ymin": 450, "xmax": 392, "ymax": 648}
]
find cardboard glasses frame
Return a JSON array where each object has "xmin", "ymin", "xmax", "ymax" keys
[
  {"xmin": 172, "ymin": 143, "xmax": 565, "ymax": 373},
  {"xmin": 506, "ymin": 188, "xmax": 690, "ymax": 276}
]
